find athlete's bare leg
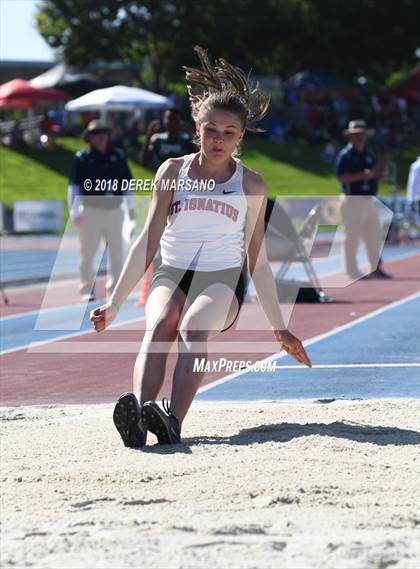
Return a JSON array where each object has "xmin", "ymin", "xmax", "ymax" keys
[
  {"xmin": 133, "ymin": 280, "xmax": 187, "ymax": 403},
  {"xmin": 170, "ymin": 283, "xmax": 239, "ymax": 422}
]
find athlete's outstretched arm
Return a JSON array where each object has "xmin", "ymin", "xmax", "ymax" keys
[
  {"xmin": 90, "ymin": 159, "xmax": 180, "ymax": 332},
  {"xmin": 244, "ymin": 170, "xmax": 311, "ymax": 367}
]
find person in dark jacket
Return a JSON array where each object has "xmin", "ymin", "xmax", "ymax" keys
[{"xmin": 68, "ymin": 120, "xmax": 135, "ymax": 301}]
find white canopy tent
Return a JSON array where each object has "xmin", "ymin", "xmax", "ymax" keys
[
  {"xmin": 30, "ymin": 63, "xmax": 101, "ymax": 96},
  {"xmin": 65, "ymin": 85, "xmax": 174, "ymax": 119}
]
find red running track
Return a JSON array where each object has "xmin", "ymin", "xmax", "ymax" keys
[{"xmin": 1, "ymin": 253, "xmax": 419, "ymax": 406}]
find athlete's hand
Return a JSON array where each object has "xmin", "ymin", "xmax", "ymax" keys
[
  {"xmin": 274, "ymin": 330, "xmax": 312, "ymax": 367},
  {"xmin": 90, "ymin": 303, "xmax": 118, "ymax": 333}
]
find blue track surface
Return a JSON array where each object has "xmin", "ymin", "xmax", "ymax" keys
[
  {"xmin": 0, "ymin": 295, "xmax": 142, "ymax": 352},
  {"xmin": 197, "ymin": 295, "xmax": 420, "ymax": 401},
  {"xmin": 0, "ymin": 237, "xmax": 107, "ymax": 283},
  {"xmin": 1, "ymin": 236, "xmax": 418, "ymax": 284}
]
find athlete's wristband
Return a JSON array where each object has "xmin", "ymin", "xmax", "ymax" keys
[{"xmin": 109, "ymin": 299, "xmax": 121, "ymax": 312}]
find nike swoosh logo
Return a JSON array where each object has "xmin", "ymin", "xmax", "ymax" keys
[{"xmin": 222, "ymin": 190, "xmax": 237, "ymax": 194}]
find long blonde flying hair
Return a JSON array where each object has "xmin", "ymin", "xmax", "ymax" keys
[{"xmin": 183, "ymin": 46, "xmax": 270, "ymax": 135}]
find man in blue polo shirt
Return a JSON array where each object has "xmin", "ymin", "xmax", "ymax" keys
[
  {"xmin": 336, "ymin": 120, "xmax": 392, "ymax": 280},
  {"xmin": 68, "ymin": 120, "xmax": 136, "ymax": 301}
]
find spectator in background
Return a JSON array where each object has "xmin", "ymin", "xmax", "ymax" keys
[
  {"xmin": 320, "ymin": 138, "xmax": 336, "ymax": 163},
  {"xmin": 125, "ymin": 113, "xmax": 145, "ymax": 154},
  {"xmin": 141, "ymin": 108, "xmax": 195, "ymax": 170},
  {"xmin": 371, "ymin": 95, "xmax": 382, "ymax": 120},
  {"xmin": 40, "ymin": 113, "xmax": 60, "ymax": 135},
  {"xmin": 68, "ymin": 120, "xmax": 136, "ymax": 302},
  {"xmin": 335, "ymin": 120, "xmax": 392, "ymax": 280},
  {"xmin": 80, "ymin": 113, "xmax": 95, "ymax": 129},
  {"xmin": 332, "ymin": 98, "xmax": 348, "ymax": 129},
  {"xmin": 139, "ymin": 118, "xmax": 162, "ymax": 168},
  {"xmin": 406, "ymin": 156, "xmax": 420, "ymax": 204},
  {"xmin": 109, "ymin": 124, "xmax": 126, "ymax": 154}
]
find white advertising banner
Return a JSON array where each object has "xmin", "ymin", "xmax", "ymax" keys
[
  {"xmin": 13, "ymin": 201, "xmax": 64, "ymax": 232},
  {"xmin": 0, "ymin": 202, "xmax": 4, "ymax": 232}
]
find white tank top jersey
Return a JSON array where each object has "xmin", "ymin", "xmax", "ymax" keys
[{"xmin": 160, "ymin": 153, "xmax": 248, "ymax": 271}]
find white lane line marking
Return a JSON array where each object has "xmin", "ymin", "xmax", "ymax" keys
[
  {"xmin": 273, "ymin": 363, "xmax": 420, "ymax": 369},
  {"xmin": 0, "ymin": 285, "xmax": 130, "ymax": 322},
  {"xmin": 194, "ymin": 398, "xmax": 420, "ymax": 406},
  {"xmin": 198, "ymin": 290, "xmax": 420, "ymax": 394},
  {"xmin": 0, "ymin": 313, "xmax": 145, "ymax": 356}
]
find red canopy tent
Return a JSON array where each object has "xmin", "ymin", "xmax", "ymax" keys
[
  {"xmin": 392, "ymin": 68, "xmax": 420, "ymax": 103},
  {"xmin": 0, "ymin": 78, "xmax": 68, "ymax": 108}
]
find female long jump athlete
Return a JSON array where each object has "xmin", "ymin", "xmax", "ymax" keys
[{"xmin": 91, "ymin": 47, "xmax": 312, "ymax": 447}]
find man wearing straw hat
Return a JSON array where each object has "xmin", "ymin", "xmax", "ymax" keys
[
  {"xmin": 336, "ymin": 119, "xmax": 392, "ymax": 280},
  {"xmin": 68, "ymin": 120, "xmax": 136, "ymax": 301}
]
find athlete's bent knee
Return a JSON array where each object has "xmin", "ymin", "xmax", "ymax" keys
[
  {"xmin": 178, "ymin": 327, "xmax": 209, "ymax": 344},
  {"xmin": 151, "ymin": 317, "xmax": 178, "ymax": 342}
]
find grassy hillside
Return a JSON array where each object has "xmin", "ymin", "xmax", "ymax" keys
[
  {"xmin": 0, "ymin": 137, "xmax": 149, "ymax": 207},
  {"xmin": 0, "ymin": 137, "xmax": 416, "ymax": 214}
]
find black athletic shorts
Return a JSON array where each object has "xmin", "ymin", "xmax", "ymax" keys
[{"xmin": 151, "ymin": 264, "xmax": 246, "ymax": 332}]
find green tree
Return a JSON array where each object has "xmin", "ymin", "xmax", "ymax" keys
[
  {"xmin": 36, "ymin": 0, "xmax": 420, "ymax": 88},
  {"xmin": 306, "ymin": 0, "xmax": 420, "ymax": 82},
  {"xmin": 36, "ymin": 0, "xmax": 243, "ymax": 90}
]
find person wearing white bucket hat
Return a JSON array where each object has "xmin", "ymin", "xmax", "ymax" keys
[
  {"xmin": 68, "ymin": 120, "xmax": 136, "ymax": 301},
  {"xmin": 335, "ymin": 120, "xmax": 392, "ymax": 280}
]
